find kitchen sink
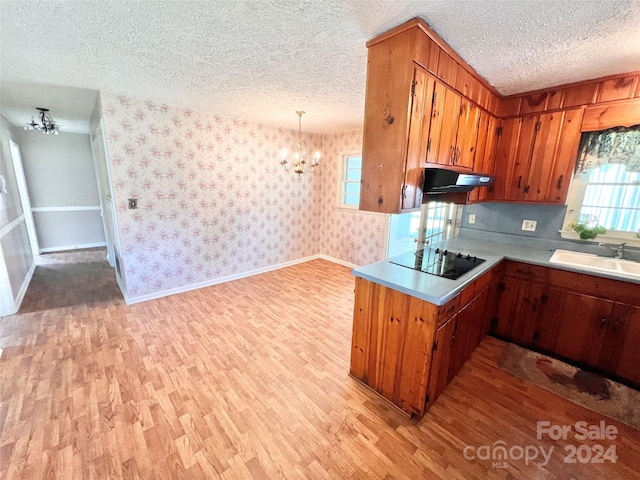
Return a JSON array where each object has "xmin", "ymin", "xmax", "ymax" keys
[{"xmin": 549, "ymin": 249, "xmax": 640, "ymax": 280}]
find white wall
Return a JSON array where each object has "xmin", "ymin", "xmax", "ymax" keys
[
  {"xmin": 0, "ymin": 115, "xmax": 35, "ymax": 316},
  {"xmin": 15, "ymin": 129, "xmax": 105, "ymax": 251}
]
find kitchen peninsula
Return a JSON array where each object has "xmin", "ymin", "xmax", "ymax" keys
[{"xmin": 350, "ymin": 235, "xmax": 640, "ymax": 417}]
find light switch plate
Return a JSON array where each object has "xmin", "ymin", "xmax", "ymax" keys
[
  {"xmin": 522, "ymin": 220, "xmax": 537, "ymax": 232},
  {"xmin": 468, "ymin": 214, "xmax": 476, "ymax": 224}
]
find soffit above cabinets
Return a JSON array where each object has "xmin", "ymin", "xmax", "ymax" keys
[{"xmin": 1, "ymin": 1, "xmax": 639, "ymax": 133}]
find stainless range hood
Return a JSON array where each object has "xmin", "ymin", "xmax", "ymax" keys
[{"xmin": 422, "ymin": 168, "xmax": 494, "ymax": 196}]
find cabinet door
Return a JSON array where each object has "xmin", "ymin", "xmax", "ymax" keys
[
  {"xmin": 545, "ymin": 108, "xmax": 584, "ymax": 203},
  {"xmin": 454, "ymin": 98, "xmax": 481, "ymax": 169},
  {"xmin": 428, "ymin": 84, "xmax": 461, "ymax": 166},
  {"xmin": 427, "ymin": 316, "xmax": 456, "ymax": 405},
  {"xmin": 506, "ymin": 115, "xmax": 537, "ymax": 201},
  {"xmin": 543, "ymin": 288, "xmax": 613, "ymax": 366},
  {"xmin": 402, "ymin": 67, "xmax": 435, "ymax": 210},
  {"xmin": 606, "ymin": 303, "xmax": 640, "ymax": 383},
  {"xmin": 492, "ymin": 277, "xmax": 544, "ymax": 345},
  {"xmin": 449, "ymin": 289, "xmax": 488, "ymax": 380},
  {"xmin": 470, "ymin": 113, "xmax": 499, "ymax": 202},
  {"xmin": 426, "ymin": 81, "xmax": 447, "ymax": 164},
  {"xmin": 523, "ymin": 111, "xmax": 564, "ymax": 202},
  {"xmin": 491, "ymin": 117, "xmax": 521, "ymax": 200}
]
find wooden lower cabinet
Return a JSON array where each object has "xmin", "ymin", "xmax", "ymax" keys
[
  {"xmin": 350, "ymin": 277, "xmax": 437, "ymax": 415},
  {"xmin": 427, "ymin": 315, "xmax": 456, "ymax": 405},
  {"xmin": 538, "ymin": 288, "xmax": 612, "ymax": 365},
  {"xmin": 351, "ymin": 262, "xmax": 640, "ymax": 419},
  {"xmin": 612, "ymin": 303, "xmax": 640, "ymax": 385},
  {"xmin": 492, "ymin": 277, "xmax": 544, "ymax": 344},
  {"xmin": 449, "ymin": 288, "xmax": 489, "ymax": 379},
  {"xmin": 350, "ymin": 271, "xmax": 499, "ymax": 417},
  {"xmin": 492, "ymin": 261, "xmax": 640, "ymax": 387}
]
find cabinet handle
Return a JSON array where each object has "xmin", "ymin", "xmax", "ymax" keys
[
  {"xmin": 600, "ymin": 318, "xmax": 607, "ymax": 328},
  {"xmin": 556, "ymin": 175, "xmax": 563, "ymax": 190},
  {"xmin": 517, "ymin": 176, "xmax": 522, "ymax": 188}
]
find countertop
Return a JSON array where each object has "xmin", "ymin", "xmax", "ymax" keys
[{"xmin": 352, "ymin": 235, "xmax": 640, "ymax": 306}]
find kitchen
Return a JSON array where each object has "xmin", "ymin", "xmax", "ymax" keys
[{"xmin": 1, "ymin": 1, "xmax": 637, "ymax": 477}]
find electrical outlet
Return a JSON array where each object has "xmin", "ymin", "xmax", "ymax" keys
[
  {"xmin": 522, "ymin": 220, "xmax": 537, "ymax": 232},
  {"xmin": 128, "ymin": 198, "xmax": 138, "ymax": 209},
  {"xmin": 468, "ymin": 214, "xmax": 476, "ymax": 224}
]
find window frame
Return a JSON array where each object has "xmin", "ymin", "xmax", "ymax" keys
[
  {"xmin": 562, "ymin": 165, "xmax": 640, "ymax": 246},
  {"xmin": 336, "ymin": 151, "xmax": 362, "ymax": 210}
]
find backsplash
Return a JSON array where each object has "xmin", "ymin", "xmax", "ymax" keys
[
  {"xmin": 461, "ymin": 202, "xmax": 567, "ymax": 239},
  {"xmin": 461, "ymin": 202, "xmax": 639, "ymax": 261}
]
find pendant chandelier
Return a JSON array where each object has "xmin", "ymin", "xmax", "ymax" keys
[
  {"xmin": 280, "ymin": 111, "xmax": 320, "ymax": 176},
  {"xmin": 24, "ymin": 107, "xmax": 60, "ymax": 135}
]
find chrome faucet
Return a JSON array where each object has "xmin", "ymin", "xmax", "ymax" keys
[{"xmin": 599, "ymin": 242, "xmax": 626, "ymax": 260}]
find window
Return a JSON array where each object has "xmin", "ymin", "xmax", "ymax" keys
[
  {"xmin": 564, "ymin": 126, "xmax": 640, "ymax": 241},
  {"xmin": 338, "ymin": 153, "xmax": 362, "ymax": 208},
  {"xmin": 387, "ymin": 201, "xmax": 458, "ymax": 257},
  {"xmin": 575, "ymin": 165, "xmax": 639, "ymax": 231}
]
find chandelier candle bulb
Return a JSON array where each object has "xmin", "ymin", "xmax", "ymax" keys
[
  {"xmin": 24, "ymin": 107, "xmax": 60, "ymax": 135},
  {"xmin": 279, "ymin": 111, "xmax": 320, "ymax": 176}
]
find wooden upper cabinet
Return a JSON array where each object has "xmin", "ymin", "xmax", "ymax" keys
[
  {"xmin": 403, "ymin": 66, "xmax": 435, "ymax": 210},
  {"xmin": 454, "ymin": 98, "xmax": 481, "ymax": 169},
  {"xmin": 468, "ymin": 112, "xmax": 499, "ymax": 203},
  {"xmin": 359, "ymin": 28, "xmax": 420, "ymax": 214},
  {"xmin": 426, "ymin": 83, "xmax": 481, "ymax": 170},
  {"xmin": 545, "ymin": 108, "xmax": 584, "ymax": 202},
  {"xmin": 427, "ymin": 83, "xmax": 461, "ymax": 166},
  {"xmin": 491, "ymin": 107, "xmax": 584, "ymax": 204},
  {"xmin": 492, "ymin": 117, "xmax": 521, "ymax": 201}
]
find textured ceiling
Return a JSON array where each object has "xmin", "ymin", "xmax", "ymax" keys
[{"xmin": 1, "ymin": 0, "xmax": 639, "ymax": 134}]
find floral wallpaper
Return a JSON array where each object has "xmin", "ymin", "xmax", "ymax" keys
[
  {"xmin": 319, "ymin": 129, "xmax": 388, "ymax": 266},
  {"xmin": 101, "ymin": 93, "xmax": 323, "ymax": 298},
  {"xmin": 101, "ymin": 93, "xmax": 388, "ymax": 299}
]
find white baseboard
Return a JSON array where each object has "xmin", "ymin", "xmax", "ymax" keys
[
  {"xmin": 0, "ymin": 257, "xmax": 36, "ymax": 317},
  {"xmin": 39, "ymin": 242, "xmax": 107, "ymax": 253},
  {"xmin": 124, "ymin": 254, "xmax": 357, "ymax": 305},
  {"xmin": 316, "ymin": 254, "xmax": 359, "ymax": 269}
]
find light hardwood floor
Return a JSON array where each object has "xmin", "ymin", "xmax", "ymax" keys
[{"xmin": 1, "ymin": 253, "xmax": 639, "ymax": 479}]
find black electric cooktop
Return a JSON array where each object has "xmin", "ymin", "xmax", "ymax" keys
[{"xmin": 389, "ymin": 247, "xmax": 485, "ymax": 280}]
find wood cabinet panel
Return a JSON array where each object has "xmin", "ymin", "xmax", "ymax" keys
[
  {"xmin": 520, "ymin": 92, "xmax": 549, "ymax": 114},
  {"xmin": 426, "ymin": 81, "xmax": 446, "ymax": 165},
  {"xmin": 492, "ymin": 277, "xmax": 544, "ymax": 345},
  {"xmin": 437, "ymin": 50, "xmax": 458, "ymax": 86},
  {"xmin": 544, "ymin": 288, "xmax": 613, "ymax": 366},
  {"xmin": 360, "ymin": 32, "xmax": 415, "ymax": 213},
  {"xmin": 454, "ymin": 98, "xmax": 481, "ymax": 169},
  {"xmin": 597, "ymin": 76, "xmax": 637, "ymax": 103},
  {"xmin": 427, "ymin": 316, "xmax": 456, "ymax": 405},
  {"xmin": 613, "ymin": 304, "xmax": 640, "ymax": 385},
  {"xmin": 468, "ymin": 113, "xmax": 498, "ymax": 202},
  {"xmin": 546, "ymin": 268, "xmax": 640, "ymax": 307},
  {"xmin": 524, "ymin": 111, "xmax": 564, "ymax": 202},
  {"xmin": 582, "ymin": 99, "xmax": 640, "ymax": 131},
  {"xmin": 507, "ymin": 115, "xmax": 537, "ymax": 201},
  {"xmin": 562, "ymin": 83, "xmax": 597, "ymax": 108},
  {"xmin": 492, "ymin": 117, "xmax": 521, "ymax": 200},
  {"xmin": 350, "ymin": 279, "xmax": 439, "ymax": 416},
  {"xmin": 546, "ymin": 107, "xmax": 583, "ymax": 202},
  {"xmin": 403, "ymin": 67, "xmax": 434, "ymax": 210},
  {"xmin": 433, "ymin": 86, "xmax": 461, "ymax": 166}
]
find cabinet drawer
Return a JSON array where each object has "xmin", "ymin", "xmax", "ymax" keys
[
  {"xmin": 547, "ymin": 268, "xmax": 640, "ymax": 307},
  {"xmin": 438, "ymin": 295, "xmax": 460, "ymax": 326},
  {"xmin": 504, "ymin": 261, "xmax": 548, "ymax": 282}
]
